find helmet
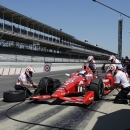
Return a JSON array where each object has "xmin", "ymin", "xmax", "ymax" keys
[
  {"xmin": 25, "ymin": 66, "xmax": 35, "ymax": 78},
  {"xmin": 79, "ymin": 70, "xmax": 87, "ymax": 76},
  {"xmin": 108, "ymin": 55, "xmax": 116, "ymax": 63},
  {"xmin": 106, "ymin": 64, "xmax": 117, "ymax": 76},
  {"xmin": 84, "ymin": 60, "xmax": 87, "ymax": 64},
  {"xmin": 87, "ymin": 56, "xmax": 94, "ymax": 62}
]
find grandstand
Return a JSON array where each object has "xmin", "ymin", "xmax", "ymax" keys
[{"xmin": 0, "ymin": 5, "xmax": 117, "ymax": 63}]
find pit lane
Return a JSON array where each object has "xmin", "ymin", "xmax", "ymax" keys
[{"xmin": 0, "ymin": 67, "xmax": 114, "ymax": 130}]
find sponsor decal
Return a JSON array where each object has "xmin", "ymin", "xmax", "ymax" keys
[
  {"xmin": 103, "ymin": 79, "xmax": 109, "ymax": 82},
  {"xmin": 86, "ymin": 74, "xmax": 93, "ymax": 76},
  {"xmin": 43, "ymin": 96, "xmax": 49, "ymax": 98},
  {"xmin": 103, "ymin": 83, "xmax": 111, "ymax": 88},
  {"xmin": 78, "ymin": 80, "xmax": 84, "ymax": 92},
  {"xmin": 65, "ymin": 76, "xmax": 78, "ymax": 83},
  {"xmin": 56, "ymin": 90, "xmax": 62, "ymax": 91},
  {"xmin": 64, "ymin": 97, "xmax": 71, "ymax": 100},
  {"xmin": 33, "ymin": 96, "xmax": 40, "ymax": 99},
  {"xmin": 89, "ymin": 97, "xmax": 94, "ymax": 100}
]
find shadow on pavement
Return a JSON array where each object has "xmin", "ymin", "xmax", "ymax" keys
[{"xmin": 92, "ymin": 109, "xmax": 130, "ymax": 130}]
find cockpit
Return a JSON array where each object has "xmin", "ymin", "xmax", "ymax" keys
[{"xmin": 78, "ymin": 70, "xmax": 87, "ymax": 77}]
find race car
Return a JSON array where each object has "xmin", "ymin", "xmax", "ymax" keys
[{"xmin": 30, "ymin": 64, "xmax": 114, "ymax": 105}]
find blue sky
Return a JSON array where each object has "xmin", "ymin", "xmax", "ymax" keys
[{"xmin": 0, "ymin": 0, "xmax": 130, "ymax": 58}]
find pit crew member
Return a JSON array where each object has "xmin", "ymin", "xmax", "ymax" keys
[
  {"xmin": 15, "ymin": 66, "xmax": 38, "ymax": 98},
  {"xmin": 105, "ymin": 64, "xmax": 130, "ymax": 104},
  {"xmin": 87, "ymin": 55, "xmax": 96, "ymax": 74},
  {"xmin": 123, "ymin": 56, "xmax": 130, "ymax": 76},
  {"xmin": 101, "ymin": 63, "xmax": 106, "ymax": 73},
  {"xmin": 108, "ymin": 55, "xmax": 123, "ymax": 70}
]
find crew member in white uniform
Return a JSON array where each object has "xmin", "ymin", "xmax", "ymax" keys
[
  {"xmin": 105, "ymin": 64, "xmax": 130, "ymax": 104},
  {"xmin": 15, "ymin": 66, "xmax": 38, "ymax": 98},
  {"xmin": 108, "ymin": 55, "xmax": 123, "ymax": 70},
  {"xmin": 87, "ymin": 55, "xmax": 96, "ymax": 74}
]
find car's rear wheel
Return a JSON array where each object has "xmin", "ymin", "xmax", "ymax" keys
[{"xmin": 89, "ymin": 78, "xmax": 104, "ymax": 101}]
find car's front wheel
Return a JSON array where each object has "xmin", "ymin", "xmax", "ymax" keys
[
  {"xmin": 89, "ymin": 78, "xmax": 104, "ymax": 101},
  {"xmin": 34, "ymin": 77, "xmax": 54, "ymax": 95}
]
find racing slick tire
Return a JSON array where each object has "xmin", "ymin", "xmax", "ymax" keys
[
  {"xmin": 3, "ymin": 90, "xmax": 26, "ymax": 102},
  {"xmin": 89, "ymin": 78, "xmax": 104, "ymax": 101},
  {"xmin": 53, "ymin": 79, "xmax": 61, "ymax": 89},
  {"xmin": 34, "ymin": 77, "xmax": 61, "ymax": 95}
]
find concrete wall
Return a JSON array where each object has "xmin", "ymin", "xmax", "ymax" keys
[{"xmin": 0, "ymin": 62, "xmax": 103, "ymax": 75}]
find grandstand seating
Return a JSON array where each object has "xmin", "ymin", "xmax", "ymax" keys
[
  {"xmin": 0, "ymin": 46, "xmax": 84, "ymax": 62},
  {"xmin": 0, "ymin": 53, "xmax": 81, "ymax": 63},
  {"xmin": 0, "ymin": 23, "xmax": 110, "ymax": 57},
  {"xmin": 0, "ymin": 22, "xmax": 112, "ymax": 63}
]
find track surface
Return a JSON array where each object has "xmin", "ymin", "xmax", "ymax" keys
[{"xmin": 0, "ymin": 68, "xmax": 113, "ymax": 130}]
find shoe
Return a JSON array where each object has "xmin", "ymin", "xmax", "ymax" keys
[
  {"xmin": 114, "ymin": 99, "xmax": 128, "ymax": 104},
  {"xmin": 26, "ymin": 93, "xmax": 32, "ymax": 98}
]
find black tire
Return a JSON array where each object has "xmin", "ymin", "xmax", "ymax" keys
[
  {"xmin": 89, "ymin": 78, "xmax": 104, "ymax": 101},
  {"xmin": 53, "ymin": 79, "xmax": 61, "ymax": 90},
  {"xmin": 35, "ymin": 77, "xmax": 54, "ymax": 95},
  {"xmin": 3, "ymin": 90, "xmax": 26, "ymax": 102}
]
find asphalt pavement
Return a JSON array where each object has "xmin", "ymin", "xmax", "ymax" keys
[
  {"xmin": 85, "ymin": 89, "xmax": 130, "ymax": 130},
  {"xmin": 0, "ymin": 65, "xmax": 130, "ymax": 130}
]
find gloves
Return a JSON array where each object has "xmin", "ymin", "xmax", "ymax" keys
[
  {"xmin": 33, "ymin": 84, "xmax": 38, "ymax": 88},
  {"xmin": 104, "ymin": 87, "xmax": 109, "ymax": 90}
]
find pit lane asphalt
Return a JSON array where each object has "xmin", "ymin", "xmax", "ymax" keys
[{"xmin": 0, "ymin": 68, "xmax": 130, "ymax": 130}]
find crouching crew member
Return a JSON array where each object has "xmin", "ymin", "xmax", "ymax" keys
[
  {"xmin": 105, "ymin": 64, "xmax": 130, "ymax": 104},
  {"xmin": 15, "ymin": 66, "xmax": 38, "ymax": 98}
]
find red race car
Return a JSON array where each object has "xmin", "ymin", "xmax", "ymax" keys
[{"xmin": 30, "ymin": 64, "xmax": 114, "ymax": 105}]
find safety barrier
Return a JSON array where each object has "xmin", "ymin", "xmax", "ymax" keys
[
  {"xmin": 0, "ymin": 68, "xmax": 23, "ymax": 75},
  {"xmin": 0, "ymin": 63, "xmax": 103, "ymax": 76},
  {"xmin": 0, "ymin": 66, "xmax": 82, "ymax": 75}
]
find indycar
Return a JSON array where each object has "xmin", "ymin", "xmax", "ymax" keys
[{"xmin": 30, "ymin": 64, "xmax": 114, "ymax": 105}]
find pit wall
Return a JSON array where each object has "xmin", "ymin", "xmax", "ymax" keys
[{"xmin": 0, "ymin": 62, "xmax": 103, "ymax": 75}]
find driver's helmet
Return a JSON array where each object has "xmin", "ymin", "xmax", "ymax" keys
[
  {"xmin": 106, "ymin": 64, "xmax": 116, "ymax": 76},
  {"xmin": 87, "ymin": 56, "xmax": 94, "ymax": 63},
  {"xmin": 84, "ymin": 60, "xmax": 87, "ymax": 64},
  {"xmin": 108, "ymin": 55, "xmax": 116, "ymax": 63},
  {"xmin": 25, "ymin": 66, "xmax": 35, "ymax": 78},
  {"xmin": 79, "ymin": 70, "xmax": 87, "ymax": 76}
]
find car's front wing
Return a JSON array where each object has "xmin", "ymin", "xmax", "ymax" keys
[{"xmin": 30, "ymin": 91, "xmax": 94, "ymax": 105}]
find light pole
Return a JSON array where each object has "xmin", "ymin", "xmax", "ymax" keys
[{"xmin": 93, "ymin": 0, "xmax": 127, "ymax": 60}]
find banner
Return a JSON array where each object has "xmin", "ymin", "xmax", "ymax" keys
[{"xmin": 43, "ymin": 63, "xmax": 52, "ymax": 73}]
